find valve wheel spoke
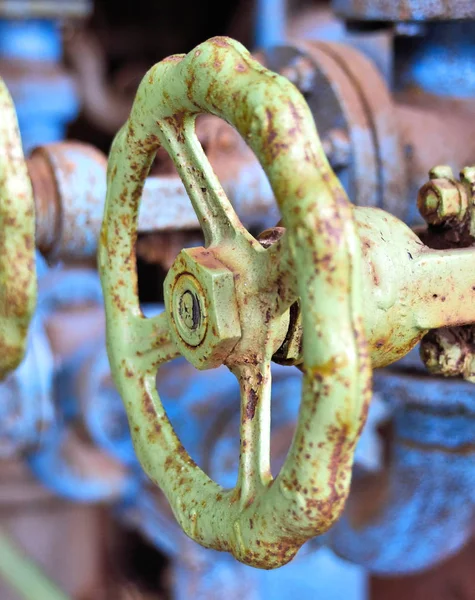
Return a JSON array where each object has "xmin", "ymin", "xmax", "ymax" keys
[
  {"xmin": 261, "ymin": 233, "xmax": 299, "ymax": 317},
  {"xmin": 231, "ymin": 353, "xmax": 273, "ymax": 505},
  {"xmin": 129, "ymin": 312, "xmax": 180, "ymax": 374},
  {"xmin": 159, "ymin": 120, "xmax": 252, "ymax": 248}
]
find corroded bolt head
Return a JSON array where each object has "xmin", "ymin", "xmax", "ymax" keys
[
  {"xmin": 172, "ymin": 273, "xmax": 207, "ymax": 347},
  {"xmin": 181, "ymin": 291, "xmax": 199, "ymax": 330},
  {"xmin": 421, "ymin": 326, "xmax": 475, "ymax": 383},
  {"xmin": 417, "ymin": 177, "xmax": 468, "ymax": 226},
  {"xmin": 461, "ymin": 166, "xmax": 475, "ymax": 185},
  {"xmin": 428, "ymin": 165, "xmax": 454, "ymax": 180},
  {"xmin": 164, "ymin": 248, "xmax": 241, "ymax": 369}
]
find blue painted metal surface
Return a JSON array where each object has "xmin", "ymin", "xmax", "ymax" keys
[
  {"xmin": 0, "ymin": 310, "xmax": 54, "ymax": 457},
  {"xmin": 329, "ymin": 369, "xmax": 475, "ymax": 574},
  {"xmin": 331, "ymin": 0, "xmax": 475, "ymax": 20},
  {"xmin": 0, "ymin": 19, "xmax": 61, "ymax": 60},
  {"xmin": 0, "ymin": 252, "xmax": 56, "ymax": 457},
  {"xmin": 25, "ymin": 269, "xmax": 138, "ymax": 503},
  {"xmin": 255, "ymin": 0, "xmax": 287, "ymax": 49},
  {"xmin": 396, "ymin": 22, "xmax": 475, "ymax": 98},
  {"xmin": 120, "ymin": 481, "xmax": 366, "ymax": 600},
  {"xmin": 0, "ymin": 18, "xmax": 79, "ymax": 152}
]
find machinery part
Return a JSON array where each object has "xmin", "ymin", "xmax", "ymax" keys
[
  {"xmin": 0, "ymin": 313, "xmax": 54, "ymax": 457},
  {"xmin": 260, "ymin": 41, "xmax": 407, "ymax": 219},
  {"xmin": 418, "ymin": 165, "xmax": 469, "ymax": 228},
  {"xmin": 120, "ymin": 484, "xmax": 366, "ymax": 600},
  {"xmin": 64, "ymin": 29, "xmax": 135, "ymax": 136},
  {"xmin": 255, "ymin": 0, "xmax": 286, "ymax": 49},
  {"xmin": 26, "ymin": 268, "xmax": 136, "ymax": 503},
  {"xmin": 0, "ymin": 266, "xmax": 104, "ymax": 457},
  {"xmin": 116, "ymin": 362, "xmax": 369, "ymax": 598},
  {"xmin": 100, "ymin": 36, "xmax": 475, "ymax": 568},
  {"xmin": 417, "ymin": 165, "xmax": 475, "ymax": 247},
  {"xmin": 0, "ymin": 11, "xmax": 84, "ymax": 152},
  {"xmin": 421, "ymin": 325, "xmax": 475, "ymax": 381},
  {"xmin": 27, "ymin": 425, "xmax": 136, "ymax": 503},
  {"xmin": 329, "ymin": 370, "xmax": 475, "ymax": 574},
  {"xmin": 395, "ymin": 22, "xmax": 475, "ymax": 99},
  {"xmin": 28, "ymin": 140, "xmax": 275, "ymax": 261},
  {"xmin": 99, "ymin": 36, "xmax": 371, "ymax": 568},
  {"xmin": 0, "ymin": 77, "xmax": 36, "ymax": 379},
  {"xmin": 0, "ymin": 1, "xmax": 91, "ymax": 19},
  {"xmin": 271, "ymin": 192, "xmax": 475, "ymax": 370},
  {"xmin": 332, "ymin": 0, "xmax": 475, "ymax": 21},
  {"xmin": 0, "ymin": 528, "xmax": 69, "ymax": 600},
  {"xmin": 416, "ymin": 165, "xmax": 475, "ymax": 376},
  {"xmin": 77, "ymin": 344, "xmax": 137, "ymax": 466}
]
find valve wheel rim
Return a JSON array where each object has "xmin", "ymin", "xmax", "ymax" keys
[
  {"xmin": 98, "ymin": 36, "xmax": 371, "ymax": 568},
  {"xmin": 0, "ymin": 77, "xmax": 37, "ymax": 379}
]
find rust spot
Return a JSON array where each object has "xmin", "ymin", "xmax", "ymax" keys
[
  {"xmin": 211, "ymin": 37, "xmax": 230, "ymax": 48},
  {"xmin": 163, "ymin": 54, "xmax": 184, "ymax": 64},
  {"xmin": 246, "ymin": 389, "xmax": 259, "ymax": 420},
  {"xmin": 142, "ymin": 392, "xmax": 155, "ymax": 417}
]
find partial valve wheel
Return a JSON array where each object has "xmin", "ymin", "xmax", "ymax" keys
[{"xmin": 0, "ymin": 78, "xmax": 36, "ymax": 379}]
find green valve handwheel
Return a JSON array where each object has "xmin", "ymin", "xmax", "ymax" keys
[
  {"xmin": 99, "ymin": 37, "xmax": 371, "ymax": 569},
  {"xmin": 0, "ymin": 78, "xmax": 36, "ymax": 379}
]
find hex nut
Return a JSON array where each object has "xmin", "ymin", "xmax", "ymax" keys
[
  {"xmin": 417, "ymin": 178, "xmax": 467, "ymax": 225},
  {"xmin": 164, "ymin": 247, "xmax": 241, "ymax": 369}
]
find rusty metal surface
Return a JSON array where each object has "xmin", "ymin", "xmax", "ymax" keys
[
  {"xmin": 395, "ymin": 95, "xmax": 475, "ymax": 224},
  {"xmin": 308, "ymin": 41, "xmax": 407, "ymax": 220},
  {"xmin": 30, "ymin": 139, "xmax": 275, "ymax": 261},
  {"xmin": 370, "ymin": 537, "xmax": 475, "ymax": 600},
  {"xmin": 267, "ymin": 201, "xmax": 475, "ymax": 370},
  {"xmin": 99, "ymin": 36, "xmax": 372, "ymax": 568},
  {"xmin": 0, "ymin": 76, "xmax": 36, "ymax": 380},
  {"xmin": 332, "ymin": 0, "xmax": 475, "ymax": 20},
  {"xmin": 260, "ymin": 41, "xmax": 407, "ymax": 219},
  {"xmin": 98, "ymin": 34, "xmax": 475, "ymax": 569}
]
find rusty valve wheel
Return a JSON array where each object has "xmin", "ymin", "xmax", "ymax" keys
[
  {"xmin": 0, "ymin": 78, "xmax": 36, "ymax": 379},
  {"xmin": 99, "ymin": 37, "xmax": 371, "ymax": 569}
]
